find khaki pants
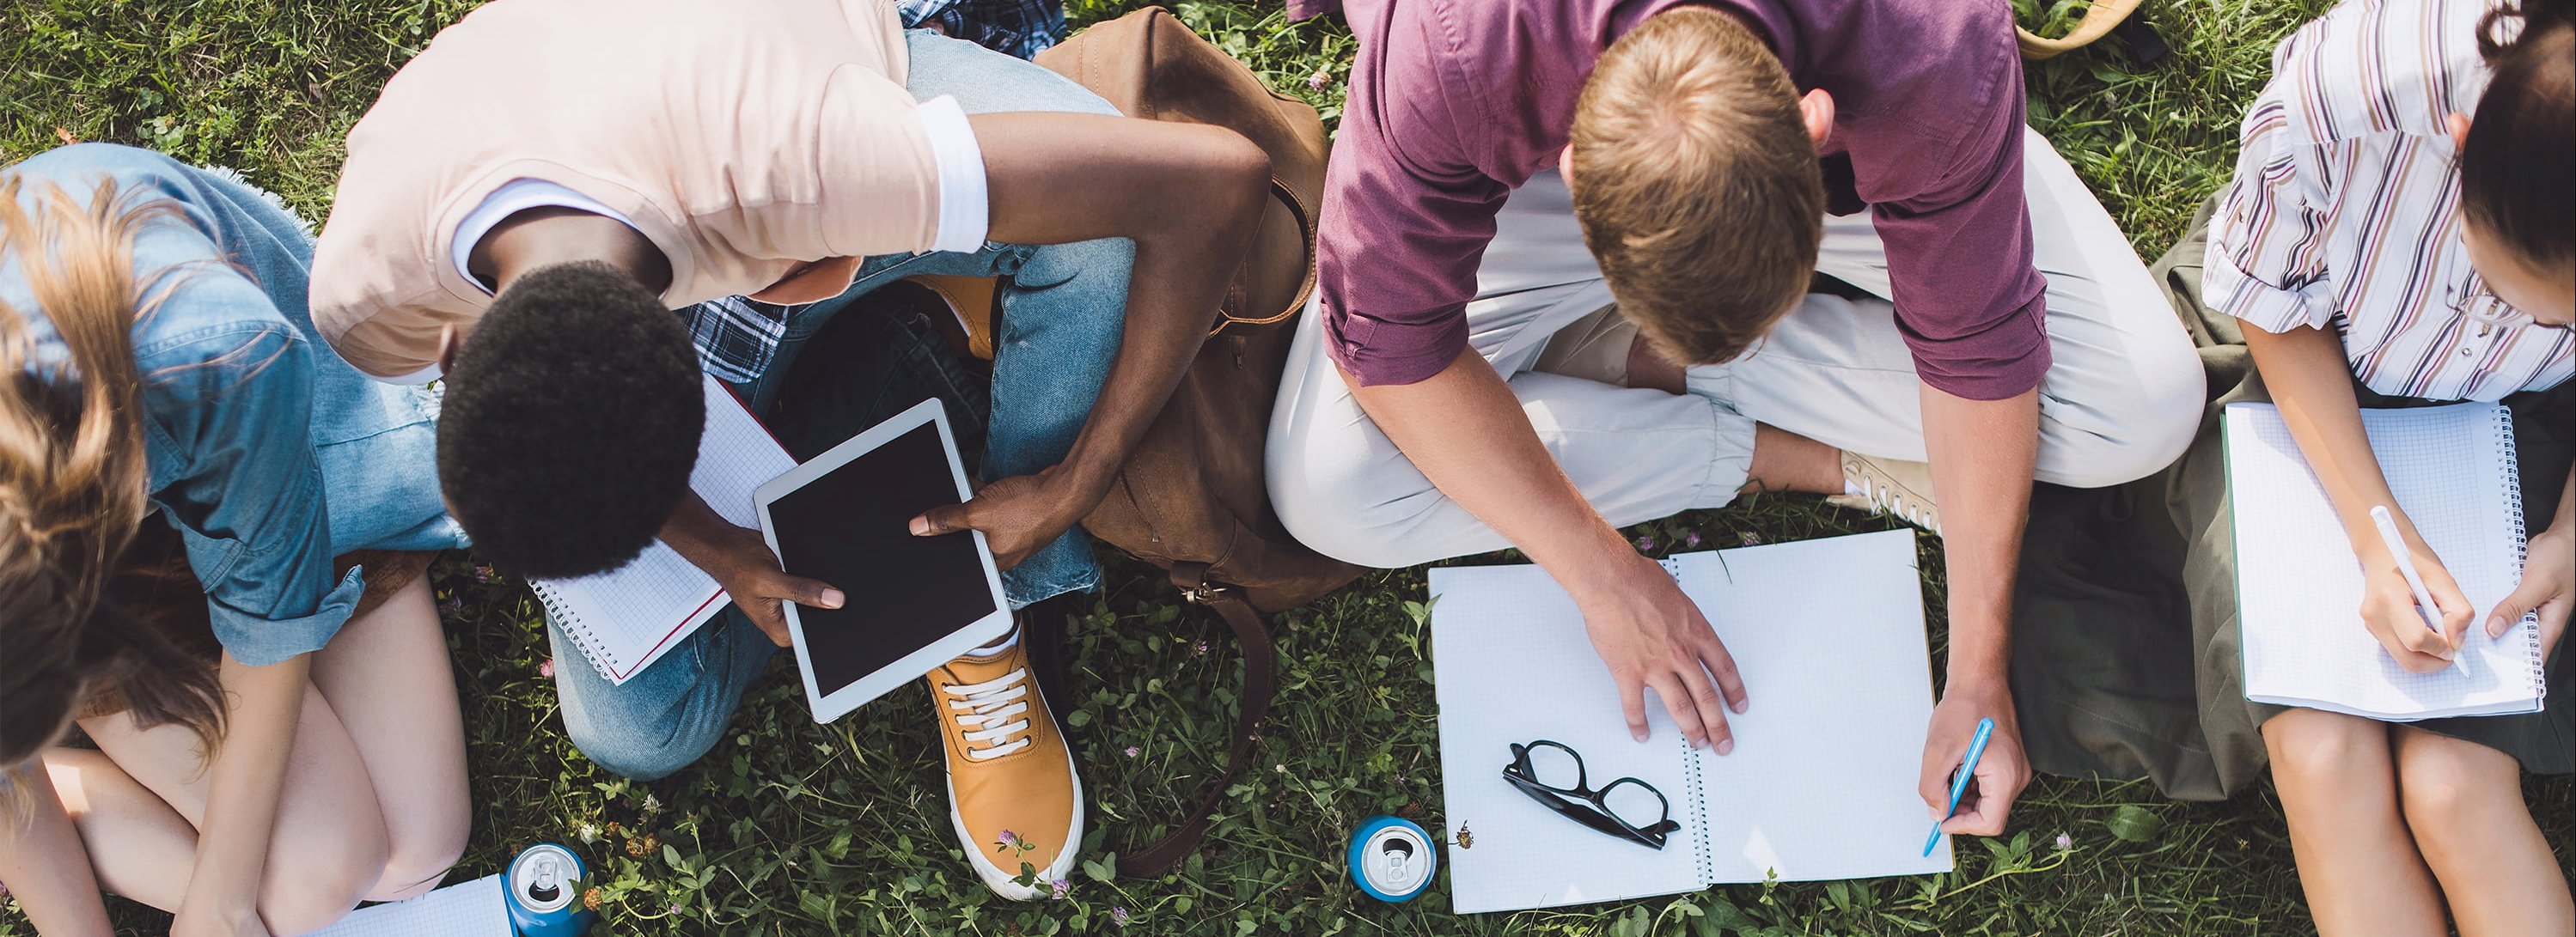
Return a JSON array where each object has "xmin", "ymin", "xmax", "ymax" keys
[{"xmin": 1267, "ymin": 127, "xmax": 2207, "ymax": 569}]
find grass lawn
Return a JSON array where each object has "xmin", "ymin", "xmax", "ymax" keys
[{"xmin": 4, "ymin": 0, "xmax": 2569, "ymax": 934}]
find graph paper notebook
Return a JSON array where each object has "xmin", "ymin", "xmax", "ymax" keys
[
  {"xmin": 534, "ymin": 376, "xmax": 796, "ymax": 685},
  {"xmin": 1429, "ymin": 529, "xmax": 1950, "ymax": 915},
  {"xmin": 2225, "ymin": 402, "xmax": 2546, "ymax": 721},
  {"xmin": 304, "ymin": 874, "xmax": 509, "ymax": 937}
]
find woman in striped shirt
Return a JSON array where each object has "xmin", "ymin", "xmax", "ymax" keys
[{"xmin": 2202, "ymin": 1, "xmax": 2572, "ymax": 933}]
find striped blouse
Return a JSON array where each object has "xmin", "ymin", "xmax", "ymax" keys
[{"xmin": 2207, "ymin": 0, "xmax": 2573, "ymax": 403}]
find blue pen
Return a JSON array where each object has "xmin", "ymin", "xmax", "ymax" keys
[{"xmin": 1922, "ymin": 717, "xmax": 1996, "ymax": 857}]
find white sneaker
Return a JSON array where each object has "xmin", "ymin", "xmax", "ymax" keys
[{"xmin": 1826, "ymin": 451, "xmax": 1940, "ymax": 534}]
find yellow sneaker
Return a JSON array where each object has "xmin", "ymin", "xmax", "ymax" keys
[{"xmin": 929, "ymin": 636, "xmax": 1084, "ymax": 900}]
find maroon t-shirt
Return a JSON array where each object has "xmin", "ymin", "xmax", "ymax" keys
[{"xmin": 1299, "ymin": 0, "xmax": 2048, "ymax": 401}]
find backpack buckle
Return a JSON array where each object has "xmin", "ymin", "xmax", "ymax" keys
[{"xmin": 1180, "ymin": 581, "xmax": 1233, "ymax": 605}]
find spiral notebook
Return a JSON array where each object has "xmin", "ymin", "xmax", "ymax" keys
[
  {"xmin": 1429, "ymin": 530, "xmax": 1951, "ymax": 915},
  {"xmin": 304, "ymin": 874, "xmax": 509, "ymax": 936},
  {"xmin": 533, "ymin": 376, "xmax": 796, "ymax": 685},
  {"xmin": 2225, "ymin": 402, "xmax": 2547, "ymax": 721}
]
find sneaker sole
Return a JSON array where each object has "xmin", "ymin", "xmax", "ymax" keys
[{"xmin": 947, "ymin": 738, "xmax": 1086, "ymax": 900}]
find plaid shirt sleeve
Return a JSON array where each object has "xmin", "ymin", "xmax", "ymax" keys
[
  {"xmin": 896, "ymin": 0, "xmax": 1066, "ymax": 60},
  {"xmin": 680, "ymin": 295, "xmax": 791, "ymax": 385}
]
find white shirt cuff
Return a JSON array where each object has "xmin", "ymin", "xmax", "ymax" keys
[{"xmin": 916, "ymin": 95, "xmax": 990, "ymax": 254}]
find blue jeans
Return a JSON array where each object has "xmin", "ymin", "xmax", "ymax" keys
[{"xmin": 552, "ymin": 30, "xmax": 1127, "ymax": 781}]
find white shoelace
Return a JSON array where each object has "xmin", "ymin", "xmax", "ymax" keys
[
  {"xmin": 1874, "ymin": 490, "xmax": 1937, "ymax": 533},
  {"xmin": 943, "ymin": 667, "xmax": 1035, "ymax": 760}
]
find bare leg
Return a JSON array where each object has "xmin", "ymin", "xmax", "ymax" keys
[
  {"xmin": 308, "ymin": 575, "xmax": 470, "ymax": 901},
  {"xmin": 1625, "ymin": 335, "xmax": 1687, "ymax": 395},
  {"xmin": 1621, "ymin": 330, "xmax": 1843, "ymax": 496},
  {"xmin": 82, "ymin": 684, "xmax": 394, "ymax": 936},
  {"xmin": 1743, "ymin": 424, "xmax": 1844, "ymax": 496},
  {"xmin": 2391, "ymin": 727, "xmax": 2576, "ymax": 937},
  {"xmin": 2261, "ymin": 709, "xmax": 2447, "ymax": 937},
  {"xmin": 3, "ymin": 752, "xmax": 149, "ymax": 934}
]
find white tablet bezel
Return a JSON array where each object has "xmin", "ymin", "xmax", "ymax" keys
[{"xmin": 753, "ymin": 398, "xmax": 1013, "ymax": 723}]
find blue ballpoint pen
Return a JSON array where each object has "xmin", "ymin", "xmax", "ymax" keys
[{"xmin": 1923, "ymin": 717, "xmax": 1996, "ymax": 857}]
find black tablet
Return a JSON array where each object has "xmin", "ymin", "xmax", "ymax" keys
[{"xmin": 754, "ymin": 399, "xmax": 1011, "ymax": 721}]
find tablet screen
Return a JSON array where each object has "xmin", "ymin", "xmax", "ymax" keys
[{"xmin": 767, "ymin": 421, "xmax": 998, "ymax": 695}]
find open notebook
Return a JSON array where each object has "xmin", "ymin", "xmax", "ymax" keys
[
  {"xmin": 1429, "ymin": 529, "xmax": 1950, "ymax": 915},
  {"xmin": 534, "ymin": 376, "xmax": 797, "ymax": 684},
  {"xmin": 2225, "ymin": 402, "xmax": 2546, "ymax": 721},
  {"xmin": 305, "ymin": 874, "xmax": 509, "ymax": 937}
]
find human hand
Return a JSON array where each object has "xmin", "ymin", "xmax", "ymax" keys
[
  {"xmin": 2356, "ymin": 531, "xmax": 2472, "ymax": 672},
  {"xmin": 699, "ymin": 521, "xmax": 843, "ymax": 647},
  {"xmin": 910, "ymin": 467, "xmax": 1091, "ymax": 569},
  {"xmin": 1572, "ymin": 553, "xmax": 1749, "ymax": 751},
  {"xmin": 1917, "ymin": 680, "xmax": 2028, "ymax": 838},
  {"xmin": 171, "ymin": 893, "xmax": 271, "ymax": 937},
  {"xmin": 2487, "ymin": 524, "xmax": 2571, "ymax": 659}
]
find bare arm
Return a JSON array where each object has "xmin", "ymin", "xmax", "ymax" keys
[
  {"xmin": 659, "ymin": 492, "xmax": 843, "ymax": 647},
  {"xmin": 2244, "ymin": 319, "xmax": 2473, "ymax": 669},
  {"xmin": 909, "ymin": 113, "xmax": 1271, "ymax": 562},
  {"xmin": 173, "ymin": 653, "xmax": 307, "ymax": 937},
  {"xmin": 1914, "ymin": 386, "xmax": 2037, "ymax": 837},
  {"xmin": 0, "ymin": 766, "xmax": 117, "ymax": 937},
  {"xmin": 1348, "ymin": 350, "xmax": 1749, "ymax": 751}
]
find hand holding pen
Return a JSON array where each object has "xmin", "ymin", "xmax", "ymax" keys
[
  {"xmin": 2362, "ymin": 504, "xmax": 2475, "ymax": 672},
  {"xmin": 1923, "ymin": 717, "xmax": 1994, "ymax": 857}
]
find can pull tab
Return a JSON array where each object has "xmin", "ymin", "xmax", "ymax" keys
[{"xmin": 528, "ymin": 856, "xmax": 563, "ymax": 904}]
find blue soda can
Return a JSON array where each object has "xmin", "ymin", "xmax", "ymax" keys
[
  {"xmin": 1346, "ymin": 815, "xmax": 1436, "ymax": 903},
  {"xmin": 505, "ymin": 843, "xmax": 597, "ymax": 937}
]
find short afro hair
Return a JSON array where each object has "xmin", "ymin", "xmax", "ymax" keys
[{"xmin": 437, "ymin": 261, "xmax": 704, "ymax": 579}]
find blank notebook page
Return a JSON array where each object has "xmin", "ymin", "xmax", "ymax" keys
[
  {"xmin": 1431, "ymin": 563, "xmax": 1704, "ymax": 914},
  {"xmin": 1672, "ymin": 530, "xmax": 1951, "ymax": 885},
  {"xmin": 2227, "ymin": 403, "xmax": 2542, "ymax": 720},
  {"xmin": 304, "ymin": 874, "xmax": 510, "ymax": 937},
  {"xmin": 1431, "ymin": 529, "xmax": 1950, "ymax": 915},
  {"xmin": 536, "ymin": 376, "xmax": 796, "ymax": 682}
]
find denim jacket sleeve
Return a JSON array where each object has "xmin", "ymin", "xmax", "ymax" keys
[{"xmin": 142, "ymin": 295, "xmax": 361, "ymax": 668}]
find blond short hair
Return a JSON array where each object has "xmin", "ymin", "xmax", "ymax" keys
[{"xmin": 1570, "ymin": 7, "xmax": 1822, "ymax": 364}]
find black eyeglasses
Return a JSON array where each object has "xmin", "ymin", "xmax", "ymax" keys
[{"xmin": 1502, "ymin": 739, "xmax": 1680, "ymax": 850}]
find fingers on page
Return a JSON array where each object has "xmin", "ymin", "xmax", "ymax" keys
[
  {"xmin": 1700, "ymin": 642, "xmax": 1749, "ymax": 714},
  {"xmin": 1648, "ymin": 673, "xmax": 1706, "ymax": 748},
  {"xmin": 1678, "ymin": 671, "xmax": 1729, "ymax": 753},
  {"xmin": 1620, "ymin": 679, "xmax": 1651, "ymax": 743},
  {"xmin": 2487, "ymin": 583, "xmax": 2542, "ymax": 637}
]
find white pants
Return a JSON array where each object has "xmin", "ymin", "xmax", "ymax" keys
[{"xmin": 1268, "ymin": 128, "xmax": 2205, "ymax": 569}]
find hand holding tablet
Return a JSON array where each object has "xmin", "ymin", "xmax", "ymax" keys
[{"xmin": 754, "ymin": 399, "xmax": 1015, "ymax": 722}]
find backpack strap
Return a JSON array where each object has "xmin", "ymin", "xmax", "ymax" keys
[{"xmin": 1114, "ymin": 561, "xmax": 1279, "ymax": 878}]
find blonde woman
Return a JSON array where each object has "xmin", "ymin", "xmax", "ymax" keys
[{"xmin": 0, "ymin": 144, "xmax": 468, "ymax": 936}]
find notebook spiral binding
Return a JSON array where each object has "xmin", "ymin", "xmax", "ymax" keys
[
  {"xmin": 1659, "ymin": 556, "xmax": 1717, "ymax": 883},
  {"xmin": 529, "ymin": 581, "xmax": 618, "ymax": 680},
  {"xmin": 2490, "ymin": 406, "xmax": 2546, "ymax": 701}
]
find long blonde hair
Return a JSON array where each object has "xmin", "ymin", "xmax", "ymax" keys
[{"xmin": 0, "ymin": 173, "xmax": 224, "ymax": 773}]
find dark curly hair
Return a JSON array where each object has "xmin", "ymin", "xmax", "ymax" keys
[
  {"xmin": 2463, "ymin": 0, "xmax": 2574, "ymax": 274},
  {"xmin": 437, "ymin": 261, "xmax": 704, "ymax": 579}
]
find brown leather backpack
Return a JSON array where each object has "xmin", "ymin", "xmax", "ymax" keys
[{"xmin": 1034, "ymin": 7, "xmax": 1364, "ymax": 877}]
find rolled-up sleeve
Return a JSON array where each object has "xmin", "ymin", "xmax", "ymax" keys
[
  {"xmin": 1314, "ymin": 16, "xmax": 1510, "ymax": 388},
  {"xmin": 1870, "ymin": 90, "xmax": 2051, "ymax": 402},
  {"xmin": 1314, "ymin": 143, "xmax": 1505, "ymax": 386},
  {"xmin": 2204, "ymin": 97, "xmax": 2336, "ymax": 335},
  {"xmin": 147, "ymin": 325, "xmax": 356, "ymax": 666}
]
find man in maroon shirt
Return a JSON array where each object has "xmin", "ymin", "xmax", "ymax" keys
[{"xmin": 1268, "ymin": 0, "xmax": 2204, "ymax": 838}]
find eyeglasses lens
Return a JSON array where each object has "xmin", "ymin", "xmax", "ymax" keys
[
  {"xmin": 1522, "ymin": 743, "xmax": 1584, "ymax": 792},
  {"xmin": 1596, "ymin": 777, "xmax": 1669, "ymax": 831}
]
